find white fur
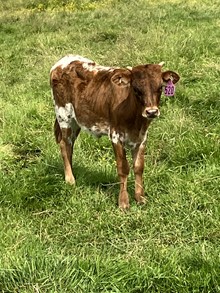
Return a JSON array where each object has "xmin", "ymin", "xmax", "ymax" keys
[
  {"xmin": 90, "ymin": 124, "xmax": 109, "ymax": 135},
  {"xmin": 82, "ymin": 62, "xmax": 112, "ymax": 73},
  {"xmin": 51, "ymin": 54, "xmax": 115, "ymax": 74},
  {"xmin": 127, "ymin": 141, "xmax": 137, "ymax": 149},
  {"xmin": 50, "ymin": 55, "xmax": 94, "ymax": 72},
  {"xmin": 111, "ymin": 131, "xmax": 120, "ymax": 144},
  {"xmin": 55, "ymin": 103, "xmax": 76, "ymax": 129},
  {"xmin": 79, "ymin": 123, "xmax": 109, "ymax": 138}
]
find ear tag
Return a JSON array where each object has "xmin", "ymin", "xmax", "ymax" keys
[{"xmin": 164, "ymin": 79, "xmax": 175, "ymax": 96}]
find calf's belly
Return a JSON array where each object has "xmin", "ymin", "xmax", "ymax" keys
[
  {"xmin": 79, "ymin": 122, "xmax": 110, "ymax": 138},
  {"xmin": 55, "ymin": 102, "xmax": 145, "ymax": 147}
]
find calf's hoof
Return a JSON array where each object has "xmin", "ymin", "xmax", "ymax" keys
[
  {"xmin": 119, "ymin": 201, "xmax": 130, "ymax": 210},
  {"xmin": 65, "ymin": 175, "xmax": 76, "ymax": 185},
  {"xmin": 118, "ymin": 202, "xmax": 130, "ymax": 211},
  {"xmin": 135, "ymin": 194, "xmax": 146, "ymax": 205},
  {"xmin": 118, "ymin": 191, "xmax": 130, "ymax": 210}
]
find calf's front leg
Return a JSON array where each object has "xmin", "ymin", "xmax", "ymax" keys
[
  {"xmin": 112, "ymin": 141, "xmax": 130, "ymax": 210},
  {"xmin": 132, "ymin": 143, "xmax": 146, "ymax": 204}
]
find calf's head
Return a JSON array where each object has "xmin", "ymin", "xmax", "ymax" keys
[
  {"xmin": 111, "ymin": 63, "xmax": 180, "ymax": 119},
  {"xmin": 131, "ymin": 63, "xmax": 180, "ymax": 119}
]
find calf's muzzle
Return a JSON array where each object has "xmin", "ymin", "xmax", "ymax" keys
[{"xmin": 143, "ymin": 107, "xmax": 160, "ymax": 119}]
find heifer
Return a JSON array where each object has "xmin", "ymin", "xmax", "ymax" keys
[{"xmin": 50, "ymin": 55, "xmax": 180, "ymax": 209}]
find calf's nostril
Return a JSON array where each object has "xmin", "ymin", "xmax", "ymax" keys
[{"xmin": 146, "ymin": 109, "xmax": 158, "ymax": 117}]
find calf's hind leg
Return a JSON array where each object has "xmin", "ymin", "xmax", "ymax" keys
[{"xmin": 54, "ymin": 119, "xmax": 80, "ymax": 185}]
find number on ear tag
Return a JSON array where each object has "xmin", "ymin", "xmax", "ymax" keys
[{"xmin": 164, "ymin": 79, "xmax": 175, "ymax": 96}]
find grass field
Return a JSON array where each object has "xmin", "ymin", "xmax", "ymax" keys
[{"xmin": 0, "ymin": 0, "xmax": 220, "ymax": 292}]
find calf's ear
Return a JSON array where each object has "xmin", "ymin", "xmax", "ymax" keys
[
  {"xmin": 111, "ymin": 70, "xmax": 131, "ymax": 87},
  {"xmin": 162, "ymin": 71, "xmax": 180, "ymax": 84}
]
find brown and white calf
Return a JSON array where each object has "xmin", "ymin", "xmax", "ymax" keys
[{"xmin": 50, "ymin": 55, "xmax": 180, "ymax": 209}]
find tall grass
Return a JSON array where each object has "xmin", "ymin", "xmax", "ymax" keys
[{"xmin": 0, "ymin": 0, "xmax": 220, "ymax": 292}]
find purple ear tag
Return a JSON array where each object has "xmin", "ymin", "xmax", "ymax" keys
[{"xmin": 164, "ymin": 79, "xmax": 175, "ymax": 96}]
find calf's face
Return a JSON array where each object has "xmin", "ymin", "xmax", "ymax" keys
[{"xmin": 131, "ymin": 64, "xmax": 180, "ymax": 119}]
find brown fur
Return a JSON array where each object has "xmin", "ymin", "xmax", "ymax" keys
[
  {"xmin": 50, "ymin": 56, "xmax": 180, "ymax": 209},
  {"xmin": 54, "ymin": 119, "xmax": 62, "ymax": 143}
]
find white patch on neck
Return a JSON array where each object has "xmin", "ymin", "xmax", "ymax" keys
[{"xmin": 55, "ymin": 103, "xmax": 76, "ymax": 128}]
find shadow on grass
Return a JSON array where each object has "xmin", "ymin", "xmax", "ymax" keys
[
  {"xmin": 3, "ymin": 157, "xmax": 119, "ymax": 212},
  {"xmin": 3, "ymin": 142, "xmax": 148, "ymax": 211},
  {"xmin": 74, "ymin": 162, "xmax": 116, "ymax": 187}
]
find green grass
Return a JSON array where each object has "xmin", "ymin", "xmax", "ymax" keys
[{"xmin": 0, "ymin": 0, "xmax": 220, "ymax": 291}]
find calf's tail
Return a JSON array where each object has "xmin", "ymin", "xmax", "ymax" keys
[{"xmin": 54, "ymin": 119, "xmax": 62, "ymax": 143}]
